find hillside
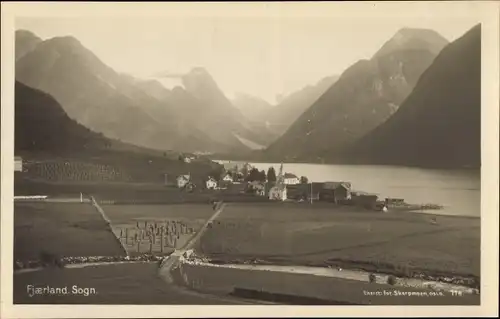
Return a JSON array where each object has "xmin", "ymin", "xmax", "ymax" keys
[
  {"xmin": 15, "ymin": 81, "xmax": 220, "ymax": 182},
  {"xmin": 15, "ymin": 30, "xmax": 42, "ymax": 61},
  {"xmin": 265, "ymin": 28, "xmax": 449, "ymax": 161},
  {"xmin": 178, "ymin": 67, "xmax": 274, "ymax": 150},
  {"xmin": 341, "ymin": 24, "xmax": 481, "ymax": 168},
  {"xmin": 231, "ymin": 93, "xmax": 274, "ymax": 123},
  {"xmin": 15, "ymin": 31, "xmax": 263, "ymax": 154},
  {"xmin": 15, "ymin": 80, "xmax": 109, "ymax": 153},
  {"xmin": 267, "ymin": 75, "xmax": 340, "ymax": 136},
  {"xmin": 231, "ymin": 75, "xmax": 340, "ymax": 140}
]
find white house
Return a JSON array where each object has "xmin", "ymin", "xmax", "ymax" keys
[
  {"xmin": 283, "ymin": 173, "xmax": 300, "ymax": 185},
  {"xmin": 222, "ymin": 173, "xmax": 233, "ymax": 183},
  {"xmin": 14, "ymin": 156, "xmax": 23, "ymax": 172},
  {"xmin": 205, "ymin": 177, "xmax": 218, "ymax": 190},
  {"xmin": 269, "ymin": 185, "xmax": 287, "ymax": 201},
  {"xmin": 176, "ymin": 175, "xmax": 190, "ymax": 188}
]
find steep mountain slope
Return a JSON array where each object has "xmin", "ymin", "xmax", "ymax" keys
[
  {"xmin": 232, "ymin": 93, "xmax": 274, "ymax": 122},
  {"xmin": 230, "ymin": 75, "xmax": 339, "ymax": 142},
  {"xmin": 15, "ymin": 30, "xmax": 42, "ymax": 61},
  {"xmin": 15, "ymin": 80, "xmax": 173, "ymax": 156},
  {"xmin": 178, "ymin": 67, "xmax": 270, "ymax": 150},
  {"xmin": 265, "ymin": 28, "xmax": 449, "ymax": 161},
  {"xmin": 15, "ymin": 81, "xmax": 220, "ymax": 182},
  {"xmin": 15, "ymin": 33, "xmax": 250, "ymax": 154},
  {"xmin": 341, "ymin": 24, "xmax": 481, "ymax": 168},
  {"xmin": 15, "ymin": 80, "xmax": 108, "ymax": 152},
  {"xmin": 267, "ymin": 75, "xmax": 340, "ymax": 136}
]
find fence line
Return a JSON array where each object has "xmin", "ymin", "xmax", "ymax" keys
[{"xmin": 90, "ymin": 195, "xmax": 128, "ymax": 257}]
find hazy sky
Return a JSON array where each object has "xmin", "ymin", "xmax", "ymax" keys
[{"xmin": 16, "ymin": 11, "xmax": 480, "ymax": 103}]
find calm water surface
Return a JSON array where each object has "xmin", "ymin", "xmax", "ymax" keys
[{"xmin": 217, "ymin": 161, "xmax": 480, "ymax": 217}]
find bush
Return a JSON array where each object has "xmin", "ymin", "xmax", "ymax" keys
[
  {"xmin": 396, "ymin": 263, "xmax": 412, "ymax": 277},
  {"xmin": 387, "ymin": 275, "xmax": 397, "ymax": 285},
  {"xmin": 40, "ymin": 251, "xmax": 63, "ymax": 268},
  {"xmin": 369, "ymin": 273, "xmax": 376, "ymax": 283}
]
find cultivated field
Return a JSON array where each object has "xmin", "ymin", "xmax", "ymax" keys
[
  {"xmin": 195, "ymin": 202, "xmax": 480, "ymax": 279},
  {"xmin": 99, "ymin": 202, "xmax": 479, "ymax": 279},
  {"xmin": 104, "ymin": 204, "xmax": 214, "ymax": 254},
  {"xmin": 15, "ymin": 177, "xmax": 269, "ymax": 205},
  {"xmin": 14, "ymin": 202, "xmax": 126, "ymax": 261}
]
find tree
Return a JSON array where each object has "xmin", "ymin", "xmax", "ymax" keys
[
  {"xmin": 267, "ymin": 167, "xmax": 277, "ymax": 182},
  {"xmin": 209, "ymin": 166, "xmax": 224, "ymax": 181},
  {"xmin": 241, "ymin": 163, "xmax": 250, "ymax": 177},
  {"xmin": 259, "ymin": 170, "xmax": 267, "ymax": 182},
  {"xmin": 300, "ymin": 176, "xmax": 309, "ymax": 184},
  {"xmin": 246, "ymin": 168, "xmax": 261, "ymax": 182}
]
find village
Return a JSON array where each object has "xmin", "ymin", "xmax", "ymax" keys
[{"xmin": 171, "ymin": 157, "xmax": 406, "ymax": 212}]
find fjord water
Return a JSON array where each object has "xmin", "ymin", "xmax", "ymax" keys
[{"xmin": 220, "ymin": 161, "xmax": 480, "ymax": 217}]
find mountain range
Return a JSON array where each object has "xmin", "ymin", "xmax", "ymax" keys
[
  {"xmin": 264, "ymin": 28, "xmax": 450, "ymax": 161},
  {"xmin": 14, "ymin": 25, "xmax": 480, "ymax": 169},
  {"xmin": 15, "ymin": 31, "xmax": 272, "ymax": 154},
  {"xmin": 341, "ymin": 24, "xmax": 481, "ymax": 168},
  {"xmin": 14, "ymin": 80, "xmax": 186, "ymax": 157},
  {"xmin": 231, "ymin": 75, "xmax": 340, "ymax": 139}
]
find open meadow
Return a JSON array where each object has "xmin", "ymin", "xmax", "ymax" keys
[
  {"xmin": 176, "ymin": 262, "xmax": 479, "ymax": 305},
  {"xmin": 195, "ymin": 202, "xmax": 480, "ymax": 280},
  {"xmin": 13, "ymin": 263, "xmax": 249, "ymax": 304},
  {"xmin": 15, "ymin": 177, "xmax": 269, "ymax": 204},
  {"xmin": 99, "ymin": 202, "xmax": 480, "ymax": 280},
  {"xmin": 14, "ymin": 202, "xmax": 126, "ymax": 262}
]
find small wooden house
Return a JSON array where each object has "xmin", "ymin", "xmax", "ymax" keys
[
  {"xmin": 283, "ymin": 173, "xmax": 300, "ymax": 185},
  {"xmin": 322, "ymin": 182, "xmax": 352, "ymax": 203},
  {"xmin": 269, "ymin": 185, "xmax": 287, "ymax": 201},
  {"xmin": 205, "ymin": 177, "xmax": 218, "ymax": 190},
  {"xmin": 14, "ymin": 156, "xmax": 23, "ymax": 172},
  {"xmin": 176, "ymin": 174, "xmax": 190, "ymax": 188},
  {"xmin": 351, "ymin": 191, "xmax": 379, "ymax": 209},
  {"xmin": 222, "ymin": 173, "xmax": 234, "ymax": 183}
]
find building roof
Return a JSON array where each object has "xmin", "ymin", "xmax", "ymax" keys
[
  {"xmin": 324, "ymin": 182, "xmax": 352, "ymax": 190},
  {"xmin": 351, "ymin": 190, "xmax": 378, "ymax": 196},
  {"xmin": 283, "ymin": 173, "xmax": 298, "ymax": 179},
  {"xmin": 222, "ymin": 162, "xmax": 241, "ymax": 170},
  {"xmin": 177, "ymin": 174, "xmax": 190, "ymax": 180}
]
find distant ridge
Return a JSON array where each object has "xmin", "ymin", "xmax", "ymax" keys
[
  {"xmin": 265, "ymin": 27, "xmax": 449, "ymax": 161},
  {"xmin": 341, "ymin": 24, "xmax": 481, "ymax": 168}
]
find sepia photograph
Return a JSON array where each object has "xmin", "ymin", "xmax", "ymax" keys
[{"xmin": 1, "ymin": 1, "xmax": 499, "ymax": 318}]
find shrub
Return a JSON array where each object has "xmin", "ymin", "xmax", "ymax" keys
[
  {"xmin": 40, "ymin": 251, "xmax": 61, "ymax": 268},
  {"xmin": 369, "ymin": 273, "xmax": 376, "ymax": 283},
  {"xmin": 387, "ymin": 275, "xmax": 397, "ymax": 285}
]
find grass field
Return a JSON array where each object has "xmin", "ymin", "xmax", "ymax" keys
[
  {"xmin": 195, "ymin": 202, "xmax": 480, "ymax": 279},
  {"xmin": 176, "ymin": 263, "xmax": 479, "ymax": 305},
  {"xmin": 99, "ymin": 202, "xmax": 479, "ymax": 279},
  {"xmin": 12, "ymin": 199, "xmax": 480, "ymax": 305},
  {"xmin": 14, "ymin": 202, "xmax": 126, "ymax": 262},
  {"xmin": 14, "ymin": 177, "xmax": 270, "ymax": 205},
  {"xmin": 13, "ymin": 263, "xmax": 248, "ymax": 304}
]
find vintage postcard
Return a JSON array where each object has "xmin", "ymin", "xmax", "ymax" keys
[{"xmin": 1, "ymin": 1, "xmax": 499, "ymax": 318}]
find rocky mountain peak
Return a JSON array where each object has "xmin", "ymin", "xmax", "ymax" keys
[{"xmin": 374, "ymin": 27, "xmax": 449, "ymax": 58}]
